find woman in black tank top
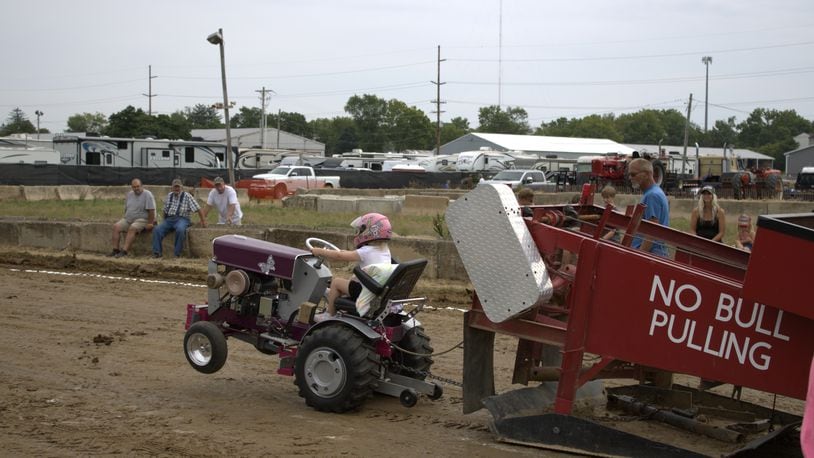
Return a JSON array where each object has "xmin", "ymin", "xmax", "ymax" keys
[{"xmin": 690, "ymin": 186, "xmax": 726, "ymax": 242}]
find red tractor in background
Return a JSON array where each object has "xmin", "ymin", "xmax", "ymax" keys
[
  {"xmin": 589, "ymin": 151, "xmax": 669, "ymax": 190},
  {"xmin": 730, "ymin": 166, "xmax": 784, "ymax": 199}
]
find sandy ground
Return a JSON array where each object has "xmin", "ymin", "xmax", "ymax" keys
[{"xmin": 0, "ymin": 248, "xmax": 804, "ymax": 456}]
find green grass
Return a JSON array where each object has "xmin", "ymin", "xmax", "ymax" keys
[{"xmin": 0, "ymin": 200, "xmax": 445, "ymax": 238}]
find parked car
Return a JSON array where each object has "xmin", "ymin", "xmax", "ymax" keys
[{"xmin": 481, "ymin": 169, "xmax": 555, "ymax": 191}]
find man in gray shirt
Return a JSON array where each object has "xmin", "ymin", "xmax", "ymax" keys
[{"xmin": 110, "ymin": 178, "xmax": 156, "ymax": 257}]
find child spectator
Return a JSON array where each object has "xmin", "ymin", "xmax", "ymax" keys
[{"xmin": 735, "ymin": 214, "xmax": 756, "ymax": 252}]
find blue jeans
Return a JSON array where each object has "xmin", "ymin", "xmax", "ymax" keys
[{"xmin": 152, "ymin": 216, "xmax": 190, "ymax": 257}]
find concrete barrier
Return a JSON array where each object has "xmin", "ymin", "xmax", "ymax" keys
[
  {"xmin": 283, "ymin": 195, "xmax": 318, "ymax": 211},
  {"xmin": 0, "ymin": 186, "xmax": 23, "ymax": 201},
  {"xmin": 22, "ymin": 186, "xmax": 59, "ymax": 201},
  {"xmin": 57, "ymin": 185, "xmax": 94, "ymax": 201},
  {"xmin": 90, "ymin": 186, "xmax": 130, "ymax": 200},
  {"xmin": 316, "ymin": 196, "xmax": 359, "ymax": 214},
  {"xmin": 17, "ymin": 221, "xmax": 79, "ymax": 251},
  {"xmin": 356, "ymin": 196, "xmax": 402, "ymax": 215},
  {"xmin": 0, "ymin": 220, "xmax": 21, "ymax": 245},
  {"xmin": 403, "ymin": 195, "xmax": 449, "ymax": 216}
]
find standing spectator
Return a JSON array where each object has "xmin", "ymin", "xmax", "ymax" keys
[
  {"xmin": 516, "ymin": 188, "xmax": 534, "ymax": 217},
  {"xmin": 600, "ymin": 185, "xmax": 621, "ymax": 242},
  {"xmin": 690, "ymin": 186, "xmax": 726, "ymax": 242},
  {"xmin": 203, "ymin": 176, "xmax": 243, "ymax": 225},
  {"xmin": 110, "ymin": 178, "xmax": 156, "ymax": 258},
  {"xmin": 152, "ymin": 179, "xmax": 206, "ymax": 258},
  {"xmin": 735, "ymin": 214, "xmax": 756, "ymax": 252},
  {"xmin": 628, "ymin": 158, "xmax": 670, "ymax": 257},
  {"xmin": 600, "ymin": 185, "xmax": 617, "ymax": 208}
]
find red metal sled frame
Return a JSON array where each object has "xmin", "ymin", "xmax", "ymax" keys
[{"xmin": 467, "ymin": 203, "xmax": 814, "ymax": 415}]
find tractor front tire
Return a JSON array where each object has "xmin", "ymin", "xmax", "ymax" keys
[
  {"xmin": 295, "ymin": 324, "xmax": 380, "ymax": 413},
  {"xmin": 184, "ymin": 321, "xmax": 228, "ymax": 374}
]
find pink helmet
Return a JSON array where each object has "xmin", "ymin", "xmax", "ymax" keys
[{"xmin": 351, "ymin": 213, "xmax": 392, "ymax": 248}]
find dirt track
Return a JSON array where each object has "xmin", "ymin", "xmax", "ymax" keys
[
  {"xmin": 0, "ymin": 248, "xmax": 804, "ymax": 456},
  {"xmin": 0, "ymin": 249, "xmax": 544, "ymax": 457}
]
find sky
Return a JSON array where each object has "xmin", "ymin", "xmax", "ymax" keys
[{"xmin": 2, "ymin": 0, "xmax": 813, "ymax": 135}]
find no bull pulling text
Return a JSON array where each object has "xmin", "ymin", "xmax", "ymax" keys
[{"xmin": 646, "ymin": 275, "xmax": 789, "ymax": 371}]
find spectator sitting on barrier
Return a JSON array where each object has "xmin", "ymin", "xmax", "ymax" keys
[
  {"xmin": 202, "ymin": 176, "xmax": 243, "ymax": 226},
  {"xmin": 109, "ymin": 178, "xmax": 156, "ymax": 258},
  {"xmin": 152, "ymin": 178, "xmax": 206, "ymax": 258},
  {"xmin": 311, "ymin": 213, "xmax": 392, "ymax": 322},
  {"xmin": 735, "ymin": 214, "xmax": 756, "ymax": 252},
  {"xmin": 628, "ymin": 158, "xmax": 670, "ymax": 257},
  {"xmin": 516, "ymin": 187, "xmax": 534, "ymax": 217},
  {"xmin": 690, "ymin": 185, "xmax": 726, "ymax": 242}
]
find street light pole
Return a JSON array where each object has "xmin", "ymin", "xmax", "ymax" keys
[
  {"xmin": 208, "ymin": 28, "xmax": 235, "ymax": 186},
  {"xmin": 34, "ymin": 110, "xmax": 43, "ymax": 139},
  {"xmin": 701, "ymin": 56, "xmax": 712, "ymax": 132}
]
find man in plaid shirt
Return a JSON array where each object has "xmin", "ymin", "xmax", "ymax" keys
[{"xmin": 152, "ymin": 178, "xmax": 207, "ymax": 258}]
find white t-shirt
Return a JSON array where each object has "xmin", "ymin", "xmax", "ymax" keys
[
  {"xmin": 355, "ymin": 243, "xmax": 391, "ymax": 268},
  {"xmin": 207, "ymin": 186, "xmax": 243, "ymax": 225}
]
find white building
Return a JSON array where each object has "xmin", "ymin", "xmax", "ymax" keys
[{"xmin": 440, "ymin": 132, "xmax": 636, "ymax": 160}]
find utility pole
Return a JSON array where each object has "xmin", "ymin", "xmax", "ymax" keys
[
  {"xmin": 498, "ymin": 0, "xmax": 503, "ymax": 108},
  {"xmin": 430, "ymin": 45, "xmax": 446, "ymax": 155},
  {"xmin": 701, "ymin": 56, "xmax": 712, "ymax": 132},
  {"xmin": 681, "ymin": 93, "xmax": 693, "ymax": 175},
  {"xmin": 34, "ymin": 110, "xmax": 43, "ymax": 139},
  {"xmin": 276, "ymin": 108, "xmax": 281, "ymax": 149},
  {"xmin": 142, "ymin": 65, "xmax": 158, "ymax": 116},
  {"xmin": 255, "ymin": 86, "xmax": 274, "ymax": 148}
]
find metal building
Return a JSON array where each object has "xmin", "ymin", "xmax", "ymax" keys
[
  {"xmin": 191, "ymin": 127, "xmax": 325, "ymax": 155},
  {"xmin": 440, "ymin": 132, "xmax": 635, "ymax": 159}
]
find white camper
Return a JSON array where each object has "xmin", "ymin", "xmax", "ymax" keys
[
  {"xmin": 455, "ymin": 148, "xmax": 515, "ymax": 172},
  {"xmin": 52, "ymin": 135, "xmax": 230, "ymax": 168}
]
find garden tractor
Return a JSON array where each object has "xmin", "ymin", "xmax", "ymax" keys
[{"xmin": 182, "ymin": 235, "xmax": 442, "ymax": 412}]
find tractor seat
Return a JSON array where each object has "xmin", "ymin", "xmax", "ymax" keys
[{"xmin": 334, "ymin": 258, "xmax": 428, "ymax": 318}]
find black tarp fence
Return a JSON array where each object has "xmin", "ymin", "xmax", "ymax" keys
[{"xmin": 0, "ymin": 164, "xmax": 485, "ymax": 189}]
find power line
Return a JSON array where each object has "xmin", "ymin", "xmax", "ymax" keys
[
  {"xmin": 448, "ymin": 65, "xmax": 814, "ymax": 87},
  {"xmin": 448, "ymin": 40, "xmax": 814, "ymax": 63},
  {"xmin": 160, "ymin": 61, "xmax": 435, "ymax": 81}
]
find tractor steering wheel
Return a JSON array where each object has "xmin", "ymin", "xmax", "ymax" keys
[
  {"xmin": 305, "ymin": 238, "xmax": 340, "ymax": 269},
  {"xmin": 305, "ymin": 237, "xmax": 340, "ymax": 252}
]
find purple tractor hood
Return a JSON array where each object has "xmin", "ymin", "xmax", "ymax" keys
[{"xmin": 212, "ymin": 235, "xmax": 310, "ymax": 280}]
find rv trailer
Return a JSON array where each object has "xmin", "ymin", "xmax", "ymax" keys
[{"xmin": 52, "ymin": 135, "xmax": 231, "ymax": 169}]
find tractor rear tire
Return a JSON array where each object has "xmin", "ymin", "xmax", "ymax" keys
[
  {"xmin": 764, "ymin": 174, "xmax": 782, "ymax": 199},
  {"xmin": 295, "ymin": 324, "xmax": 380, "ymax": 413},
  {"xmin": 391, "ymin": 326, "xmax": 434, "ymax": 380},
  {"xmin": 651, "ymin": 160, "xmax": 666, "ymax": 186},
  {"xmin": 184, "ymin": 321, "xmax": 228, "ymax": 374},
  {"xmin": 732, "ymin": 172, "xmax": 750, "ymax": 200}
]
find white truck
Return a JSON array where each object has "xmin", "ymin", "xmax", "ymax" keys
[
  {"xmin": 251, "ymin": 166, "xmax": 340, "ymax": 196},
  {"xmin": 481, "ymin": 169, "xmax": 555, "ymax": 192}
]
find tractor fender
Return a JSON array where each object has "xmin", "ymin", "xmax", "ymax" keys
[{"xmin": 304, "ymin": 316, "xmax": 382, "ymax": 342}]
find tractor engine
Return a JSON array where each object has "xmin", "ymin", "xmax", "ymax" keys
[
  {"xmin": 208, "ymin": 268, "xmax": 283, "ymax": 320},
  {"xmin": 205, "ymin": 235, "xmax": 333, "ymax": 324}
]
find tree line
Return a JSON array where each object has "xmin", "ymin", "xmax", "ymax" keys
[{"xmin": 3, "ymin": 96, "xmax": 812, "ymax": 169}]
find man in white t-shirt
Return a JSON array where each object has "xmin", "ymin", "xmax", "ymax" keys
[{"xmin": 202, "ymin": 176, "xmax": 243, "ymax": 225}]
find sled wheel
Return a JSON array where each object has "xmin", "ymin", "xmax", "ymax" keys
[
  {"xmin": 184, "ymin": 321, "xmax": 228, "ymax": 374},
  {"xmin": 295, "ymin": 325, "xmax": 379, "ymax": 413},
  {"xmin": 399, "ymin": 389, "xmax": 418, "ymax": 408},
  {"xmin": 429, "ymin": 383, "xmax": 443, "ymax": 401},
  {"xmin": 391, "ymin": 326, "xmax": 433, "ymax": 380}
]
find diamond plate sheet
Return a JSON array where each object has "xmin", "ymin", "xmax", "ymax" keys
[{"xmin": 446, "ymin": 183, "xmax": 553, "ymax": 323}]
